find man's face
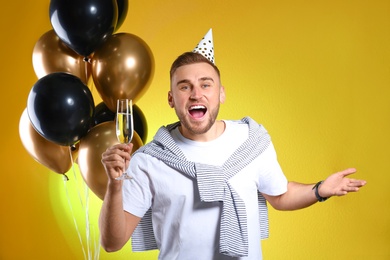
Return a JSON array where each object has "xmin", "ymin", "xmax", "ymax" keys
[{"xmin": 168, "ymin": 62, "xmax": 225, "ymax": 138}]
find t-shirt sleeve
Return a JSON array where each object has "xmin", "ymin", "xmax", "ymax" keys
[
  {"xmin": 257, "ymin": 142, "xmax": 288, "ymax": 196},
  {"xmin": 122, "ymin": 153, "xmax": 153, "ymax": 218}
]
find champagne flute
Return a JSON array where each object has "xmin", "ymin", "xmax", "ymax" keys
[{"xmin": 115, "ymin": 99, "xmax": 134, "ymax": 180}]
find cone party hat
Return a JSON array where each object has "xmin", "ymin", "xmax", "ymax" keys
[{"xmin": 193, "ymin": 28, "xmax": 215, "ymax": 64}]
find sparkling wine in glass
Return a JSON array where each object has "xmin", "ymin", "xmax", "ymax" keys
[{"xmin": 115, "ymin": 99, "xmax": 134, "ymax": 180}]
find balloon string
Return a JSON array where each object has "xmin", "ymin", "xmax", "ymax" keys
[
  {"xmin": 95, "ymin": 235, "xmax": 101, "ymax": 260},
  {"xmin": 82, "ymin": 182, "xmax": 100, "ymax": 260},
  {"xmin": 84, "ymin": 57, "xmax": 88, "ymax": 84},
  {"xmin": 83, "ymin": 179, "xmax": 101, "ymax": 260},
  {"xmin": 68, "ymin": 148, "xmax": 86, "ymax": 211},
  {"xmin": 63, "ymin": 161, "xmax": 87, "ymax": 260},
  {"xmin": 68, "ymin": 146, "xmax": 101, "ymax": 260},
  {"xmin": 84, "ymin": 182, "xmax": 91, "ymax": 260},
  {"xmin": 84, "ymin": 57, "xmax": 92, "ymax": 92}
]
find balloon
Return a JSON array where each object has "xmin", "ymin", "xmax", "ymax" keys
[
  {"xmin": 115, "ymin": 0, "xmax": 128, "ymax": 31},
  {"xmin": 78, "ymin": 121, "xmax": 143, "ymax": 200},
  {"xmin": 94, "ymin": 102, "xmax": 115, "ymax": 126},
  {"xmin": 19, "ymin": 109, "xmax": 77, "ymax": 174},
  {"xmin": 32, "ymin": 30, "xmax": 91, "ymax": 84},
  {"xmin": 27, "ymin": 72, "xmax": 95, "ymax": 146},
  {"xmin": 133, "ymin": 104, "xmax": 148, "ymax": 143},
  {"xmin": 49, "ymin": 0, "xmax": 118, "ymax": 57},
  {"xmin": 91, "ymin": 33, "xmax": 154, "ymax": 111}
]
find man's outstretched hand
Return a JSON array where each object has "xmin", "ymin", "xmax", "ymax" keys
[{"xmin": 319, "ymin": 168, "xmax": 367, "ymax": 198}]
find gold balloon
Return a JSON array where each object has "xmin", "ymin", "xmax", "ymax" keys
[
  {"xmin": 77, "ymin": 121, "xmax": 143, "ymax": 200},
  {"xmin": 19, "ymin": 109, "xmax": 76, "ymax": 174},
  {"xmin": 91, "ymin": 33, "xmax": 154, "ymax": 111},
  {"xmin": 32, "ymin": 30, "xmax": 91, "ymax": 84}
]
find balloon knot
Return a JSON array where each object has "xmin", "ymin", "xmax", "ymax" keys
[{"xmin": 83, "ymin": 57, "xmax": 91, "ymax": 63}]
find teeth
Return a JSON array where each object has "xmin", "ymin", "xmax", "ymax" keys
[{"xmin": 189, "ymin": 105, "xmax": 205, "ymax": 110}]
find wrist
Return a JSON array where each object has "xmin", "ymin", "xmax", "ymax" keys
[
  {"xmin": 312, "ymin": 181, "xmax": 329, "ymax": 202},
  {"xmin": 107, "ymin": 178, "xmax": 123, "ymax": 191}
]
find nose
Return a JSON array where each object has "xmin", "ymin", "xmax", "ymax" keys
[{"xmin": 190, "ymin": 86, "xmax": 203, "ymax": 100}]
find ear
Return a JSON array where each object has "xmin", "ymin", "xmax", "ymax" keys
[
  {"xmin": 168, "ymin": 91, "xmax": 174, "ymax": 108},
  {"xmin": 219, "ymin": 86, "xmax": 226, "ymax": 104}
]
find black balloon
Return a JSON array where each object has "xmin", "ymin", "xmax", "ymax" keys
[
  {"xmin": 94, "ymin": 102, "xmax": 115, "ymax": 126},
  {"xmin": 115, "ymin": 0, "xmax": 128, "ymax": 31},
  {"xmin": 133, "ymin": 104, "xmax": 148, "ymax": 143},
  {"xmin": 49, "ymin": 0, "xmax": 118, "ymax": 57},
  {"xmin": 27, "ymin": 72, "xmax": 95, "ymax": 146}
]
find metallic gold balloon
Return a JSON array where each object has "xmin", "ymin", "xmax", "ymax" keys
[
  {"xmin": 77, "ymin": 121, "xmax": 143, "ymax": 200},
  {"xmin": 32, "ymin": 30, "xmax": 91, "ymax": 84},
  {"xmin": 19, "ymin": 109, "xmax": 75, "ymax": 174},
  {"xmin": 91, "ymin": 33, "xmax": 154, "ymax": 111}
]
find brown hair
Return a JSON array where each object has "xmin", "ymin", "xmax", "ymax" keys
[{"xmin": 170, "ymin": 52, "xmax": 221, "ymax": 79}]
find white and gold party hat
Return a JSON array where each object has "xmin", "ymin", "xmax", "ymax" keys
[{"xmin": 193, "ymin": 28, "xmax": 215, "ymax": 64}]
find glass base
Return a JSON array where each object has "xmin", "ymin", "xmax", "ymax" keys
[{"xmin": 115, "ymin": 174, "xmax": 133, "ymax": 180}]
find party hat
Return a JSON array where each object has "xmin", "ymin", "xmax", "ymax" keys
[{"xmin": 193, "ymin": 28, "xmax": 215, "ymax": 64}]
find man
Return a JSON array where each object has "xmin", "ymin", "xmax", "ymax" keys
[{"xmin": 99, "ymin": 50, "xmax": 366, "ymax": 259}]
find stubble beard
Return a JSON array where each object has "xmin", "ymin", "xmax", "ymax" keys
[{"xmin": 176, "ymin": 105, "xmax": 220, "ymax": 136}]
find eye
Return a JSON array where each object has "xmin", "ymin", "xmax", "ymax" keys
[{"xmin": 179, "ymin": 85, "xmax": 189, "ymax": 91}]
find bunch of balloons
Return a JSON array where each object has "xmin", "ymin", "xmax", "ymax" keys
[{"xmin": 19, "ymin": 0, "xmax": 154, "ymax": 200}]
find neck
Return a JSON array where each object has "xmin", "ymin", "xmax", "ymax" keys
[{"xmin": 179, "ymin": 120, "xmax": 226, "ymax": 142}]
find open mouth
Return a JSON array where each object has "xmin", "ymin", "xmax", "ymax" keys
[{"xmin": 189, "ymin": 105, "xmax": 207, "ymax": 119}]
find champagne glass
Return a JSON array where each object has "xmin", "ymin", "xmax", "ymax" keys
[{"xmin": 115, "ymin": 99, "xmax": 134, "ymax": 180}]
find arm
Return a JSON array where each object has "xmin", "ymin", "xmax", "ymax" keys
[
  {"xmin": 99, "ymin": 143, "xmax": 141, "ymax": 252},
  {"xmin": 263, "ymin": 168, "xmax": 367, "ymax": 211}
]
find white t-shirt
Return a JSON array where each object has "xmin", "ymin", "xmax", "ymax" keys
[{"xmin": 123, "ymin": 120, "xmax": 288, "ymax": 260}]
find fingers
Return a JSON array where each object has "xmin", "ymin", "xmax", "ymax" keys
[
  {"xmin": 348, "ymin": 179, "xmax": 367, "ymax": 187},
  {"xmin": 337, "ymin": 178, "xmax": 367, "ymax": 196},
  {"xmin": 338, "ymin": 168, "xmax": 357, "ymax": 177},
  {"xmin": 101, "ymin": 143, "xmax": 134, "ymax": 180},
  {"xmin": 104, "ymin": 144, "xmax": 132, "ymax": 160}
]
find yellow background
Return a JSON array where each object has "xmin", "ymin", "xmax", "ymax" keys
[{"xmin": 1, "ymin": 0, "xmax": 389, "ymax": 259}]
